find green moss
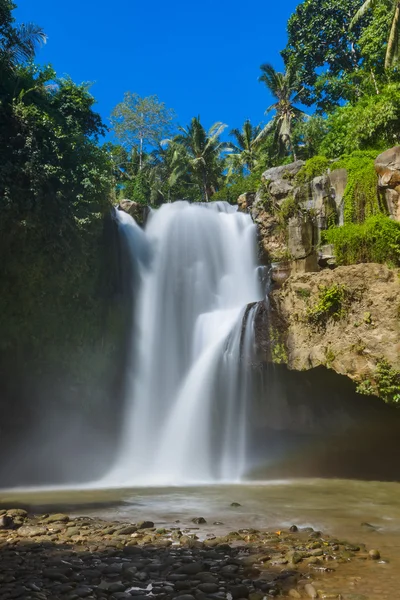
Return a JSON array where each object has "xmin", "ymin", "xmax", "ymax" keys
[
  {"xmin": 295, "ymin": 156, "xmax": 329, "ymax": 184},
  {"xmin": 331, "ymin": 151, "xmax": 381, "ymax": 224},
  {"xmin": 306, "ymin": 284, "xmax": 352, "ymax": 329},
  {"xmin": 269, "ymin": 327, "xmax": 288, "ymax": 365},
  {"xmin": 322, "ymin": 214, "xmax": 400, "ymax": 267},
  {"xmin": 356, "ymin": 360, "xmax": 400, "ymax": 405}
]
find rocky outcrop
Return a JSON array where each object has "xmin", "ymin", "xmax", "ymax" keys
[
  {"xmin": 375, "ymin": 147, "xmax": 400, "ymax": 221},
  {"xmin": 118, "ymin": 199, "xmax": 149, "ymax": 226},
  {"xmin": 269, "ymin": 263, "xmax": 400, "ymax": 396}
]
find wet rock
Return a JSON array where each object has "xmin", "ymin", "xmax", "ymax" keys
[
  {"xmin": 175, "ymin": 595, "xmax": 196, "ymax": 600},
  {"xmin": 136, "ymin": 521, "xmax": 154, "ymax": 529},
  {"xmin": 0, "ymin": 515, "xmax": 14, "ymax": 529},
  {"xmin": 368, "ymin": 548, "xmax": 381, "ymax": 560},
  {"xmin": 6, "ymin": 509, "xmax": 27, "ymax": 518},
  {"xmin": 198, "ymin": 583, "xmax": 219, "ymax": 593},
  {"xmin": 288, "ymin": 591, "xmax": 301, "ymax": 599},
  {"xmin": 230, "ymin": 584, "xmax": 249, "ymax": 599},
  {"xmin": 176, "ymin": 562, "xmax": 203, "ymax": 575},
  {"xmin": 304, "ymin": 583, "xmax": 318, "ymax": 598},
  {"xmin": 191, "ymin": 517, "xmax": 207, "ymax": 524},
  {"xmin": 230, "ymin": 502, "xmax": 241, "ymax": 507},
  {"xmin": 45, "ymin": 513, "xmax": 69, "ymax": 523},
  {"xmin": 17, "ymin": 525, "xmax": 47, "ymax": 537},
  {"xmin": 289, "ymin": 525, "xmax": 298, "ymax": 533},
  {"xmin": 118, "ymin": 525, "xmax": 138, "ymax": 535}
]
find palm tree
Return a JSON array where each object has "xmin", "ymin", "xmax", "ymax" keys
[
  {"xmin": 1, "ymin": 19, "xmax": 47, "ymax": 70},
  {"xmin": 351, "ymin": 0, "xmax": 400, "ymax": 69},
  {"xmin": 255, "ymin": 63, "xmax": 304, "ymax": 161},
  {"xmin": 227, "ymin": 119, "xmax": 261, "ymax": 176},
  {"xmin": 167, "ymin": 116, "xmax": 230, "ymax": 201}
]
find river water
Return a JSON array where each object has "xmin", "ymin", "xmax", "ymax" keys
[{"xmin": 1, "ymin": 479, "xmax": 400, "ymax": 599}]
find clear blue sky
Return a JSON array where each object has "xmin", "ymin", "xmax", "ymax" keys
[{"xmin": 15, "ymin": 0, "xmax": 300, "ymax": 136}]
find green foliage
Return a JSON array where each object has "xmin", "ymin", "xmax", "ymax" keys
[
  {"xmin": 330, "ymin": 151, "xmax": 379, "ymax": 223},
  {"xmin": 282, "ymin": 0, "xmax": 373, "ymax": 112},
  {"xmin": 296, "ymin": 156, "xmax": 330, "ymax": 184},
  {"xmin": 278, "ymin": 195, "xmax": 298, "ymax": 226},
  {"xmin": 292, "ymin": 115, "xmax": 328, "ymax": 159},
  {"xmin": 168, "ymin": 117, "xmax": 229, "ymax": 201},
  {"xmin": 357, "ymin": 360, "xmax": 400, "ymax": 404},
  {"xmin": 212, "ymin": 171, "xmax": 261, "ymax": 203},
  {"xmin": 322, "ymin": 214, "xmax": 400, "ymax": 266},
  {"xmin": 256, "ymin": 63, "xmax": 305, "ymax": 160},
  {"xmin": 306, "ymin": 284, "xmax": 353, "ymax": 328},
  {"xmin": 110, "ymin": 92, "xmax": 176, "ymax": 167},
  {"xmin": 320, "ymin": 84, "xmax": 400, "ymax": 157}
]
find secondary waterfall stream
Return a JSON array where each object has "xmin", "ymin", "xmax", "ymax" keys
[{"xmin": 110, "ymin": 201, "xmax": 263, "ymax": 486}]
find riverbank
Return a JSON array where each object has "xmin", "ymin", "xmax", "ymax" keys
[{"xmin": 0, "ymin": 507, "xmax": 387, "ymax": 600}]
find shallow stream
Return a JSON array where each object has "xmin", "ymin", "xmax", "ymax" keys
[{"xmin": 1, "ymin": 479, "xmax": 400, "ymax": 599}]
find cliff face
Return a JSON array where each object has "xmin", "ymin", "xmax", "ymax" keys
[
  {"xmin": 242, "ymin": 149, "xmax": 400, "ymax": 405},
  {"xmin": 270, "ymin": 264, "xmax": 400, "ymax": 401}
]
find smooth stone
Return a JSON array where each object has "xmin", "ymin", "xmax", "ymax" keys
[
  {"xmin": 304, "ymin": 583, "xmax": 318, "ymax": 599},
  {"xmin": 197, "ymin": 583, "xmax": 219, "ymax": 593},
  {"xmin": 230, "ymin": 585, "xmax": 249, "ymax": 599},
  {"xmin": 289, "ymin": 525, "xmax": 298, "ymax": 533},
  {"xmin": 369, "ymin": 549, "xmax": 381, "ymax": 559},
  {"xmin": 192, "ymin": 517, "xmax": 207, "ymax": 524},
  {"xmin": 17, "ymin": 525, "xmax": 47, "ymax": 537},
  {"xmin": 176, "ymin": 562, "xmax": 203, "ymax": 575},
  {"xmin": 230, "ymin": 503, "xmax": 241, "ymax": 507},
  {"xmin": 45, "ymin": 513, "xmax": 70, "ymax": 523},
  {"xmin": 175, "ymin": 595, "xmax": 196, "ymax": 600},
  {"xmin": 6, "ymin": 509, "xmax": 27, "ymax": 518},
  {"xmin": 288, "ymin": 591, "xmax": 301, "ymax": 599},
  {"xmin": 136, "ymin": 521, "xmax": 154, "ymax": 529},
  {"xmin": 118, "ymin": 526, "xmax": 138, "ymax": 535},
  {"xmin": 74, "ymin": 587, "xmax": 93, "ymax": 598}
]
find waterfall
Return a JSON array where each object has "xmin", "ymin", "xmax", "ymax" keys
[{"xmin": 109, "ymin": 201, "xmax": 263, "ymax": 486}]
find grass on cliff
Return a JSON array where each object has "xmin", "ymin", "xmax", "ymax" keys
[
  {"xmin": 322, "ymin": 214, "xmax": 400, "ymax": 267},
  {"xmin": 306, "ymin": 284, "xmax": 353, "ymax": 329},
  {"xmin": 331, "ymin": 151, "xmax": 381, "ymax": 224}
]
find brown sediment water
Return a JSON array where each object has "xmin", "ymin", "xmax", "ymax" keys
[{"xmin": 1, "ymin": 479, "xmax": 400, "ymax": 599}]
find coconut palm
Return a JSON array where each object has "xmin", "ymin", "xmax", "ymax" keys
[
  {"xmin": 1, "ymin": 17, "xmax": 47, "ymax": 70},
  {"xmin": 167, "ymin": 116, "xmax": 230, "ymax": 201},
  {"xmin": 255, "ymin": 63, "xmax": 305, "ymax": 161},
  {"xmin": 227, "ymin": 119, "xmax": 261, "ymax": 176},
  {"xmin": 351, "ymin": 0, "xmax": 400, "ymax": 69}
]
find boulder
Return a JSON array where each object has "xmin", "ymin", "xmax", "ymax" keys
[
  {"xmin": 261, "ymin": 161, "xmax": 305, "ymax": 183},
  {"xmin": 118, "ymin": 199, "xmax": 149, "ymax": 226},
  {"xmin": 382, "ymin": 188, "xmax": 400, "ymax": 221},
  {"xmin": 238, "ymin": 192, "xmax": 256, "ymax": 213},
  {"xmin": 375, "ymin": 146, "xmax": 400, "ymax": 187},
  {"xmin": 288, "ymin": 215, "xmax": 315, "ymax": 260},
  {"xmin": 328, "ymin": 168, "xmax": 348, "ymax": 225}
]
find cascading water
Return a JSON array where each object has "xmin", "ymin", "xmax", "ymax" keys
[{"xmin": 109, "ymin": 201, "xmax": 264, "ymax": 486}]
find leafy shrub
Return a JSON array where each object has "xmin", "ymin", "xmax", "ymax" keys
[
  {"xmin": 357, "ymin": 360, "xmax": 400, "ymax": 405},
  {"xmin": 295, "ymin": 156, "xmax": 329, "ymax": 184},
  {"xmin": 322, "ymin": 214, "xmax": 400, "ymax": 266},
  {"xmin": 306, "ymin": 284, "xmax": 352, "ymax": 328},
  {"xmin": 331, "ymin": 151, "xmax": 380, "ymax": 223},
  {"xmin": 212, "ymin": 171, "xmax": 261, "ymax": 203},
  {"xmin": 320, "ymin": 83, "xmax": 400, "ymax": 158}
]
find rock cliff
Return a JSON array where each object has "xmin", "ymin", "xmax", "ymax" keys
[{"xmin": 242, "ymin": 149, "xmax": 400, "ymax": 404}]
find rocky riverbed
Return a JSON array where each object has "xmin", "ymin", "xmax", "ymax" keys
[{"xmin": 0, "ymin": 508, "xmax": 384, "ymax": 600}]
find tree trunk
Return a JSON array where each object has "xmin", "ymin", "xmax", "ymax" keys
[{"xmin": 385, "ymin": 2, "xmax": 400, "ymax": 69}]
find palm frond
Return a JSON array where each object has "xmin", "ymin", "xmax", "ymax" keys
[{"xmin": 350, "ymin": 0, "xmax": 378, "ymax": 28}]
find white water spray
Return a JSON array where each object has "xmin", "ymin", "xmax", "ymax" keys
[{"xmin": 109, "ymin": 201, "xmax": 263, "ymax": 486}]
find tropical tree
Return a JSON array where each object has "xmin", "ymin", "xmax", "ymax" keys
[
  {"xmin": 351, "ymin": 0, "xmax": 400, "ymax": 69},
  {"xmin": 256, "ymin": 63, "xmax": 305, "ymax": 161},
  {"xmin": 167, "ymin": 117, "xmax": 229, "ymax": 201},
  {"xmin": 110, "ymin": 92, "xmax": 176, "ymax": 170},
  {"xmin": 282, "ymin": 0, "xmax": 376, "ymax": 111},
  {"xmin": 227, "ymin": 119, "xmax": 261, "ymax": 176},
  {"xmin": 0, "ymin": 1, "xmax": 46, "ymax": 72}
]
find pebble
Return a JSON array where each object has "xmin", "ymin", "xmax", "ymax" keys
[
  {"xmin": 368, "ymin": 548, "xmax": 380, "ymax": 559},
  {"xmin": 304, "ymin": 583, "xmax": 318, "ymax": 598}
]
